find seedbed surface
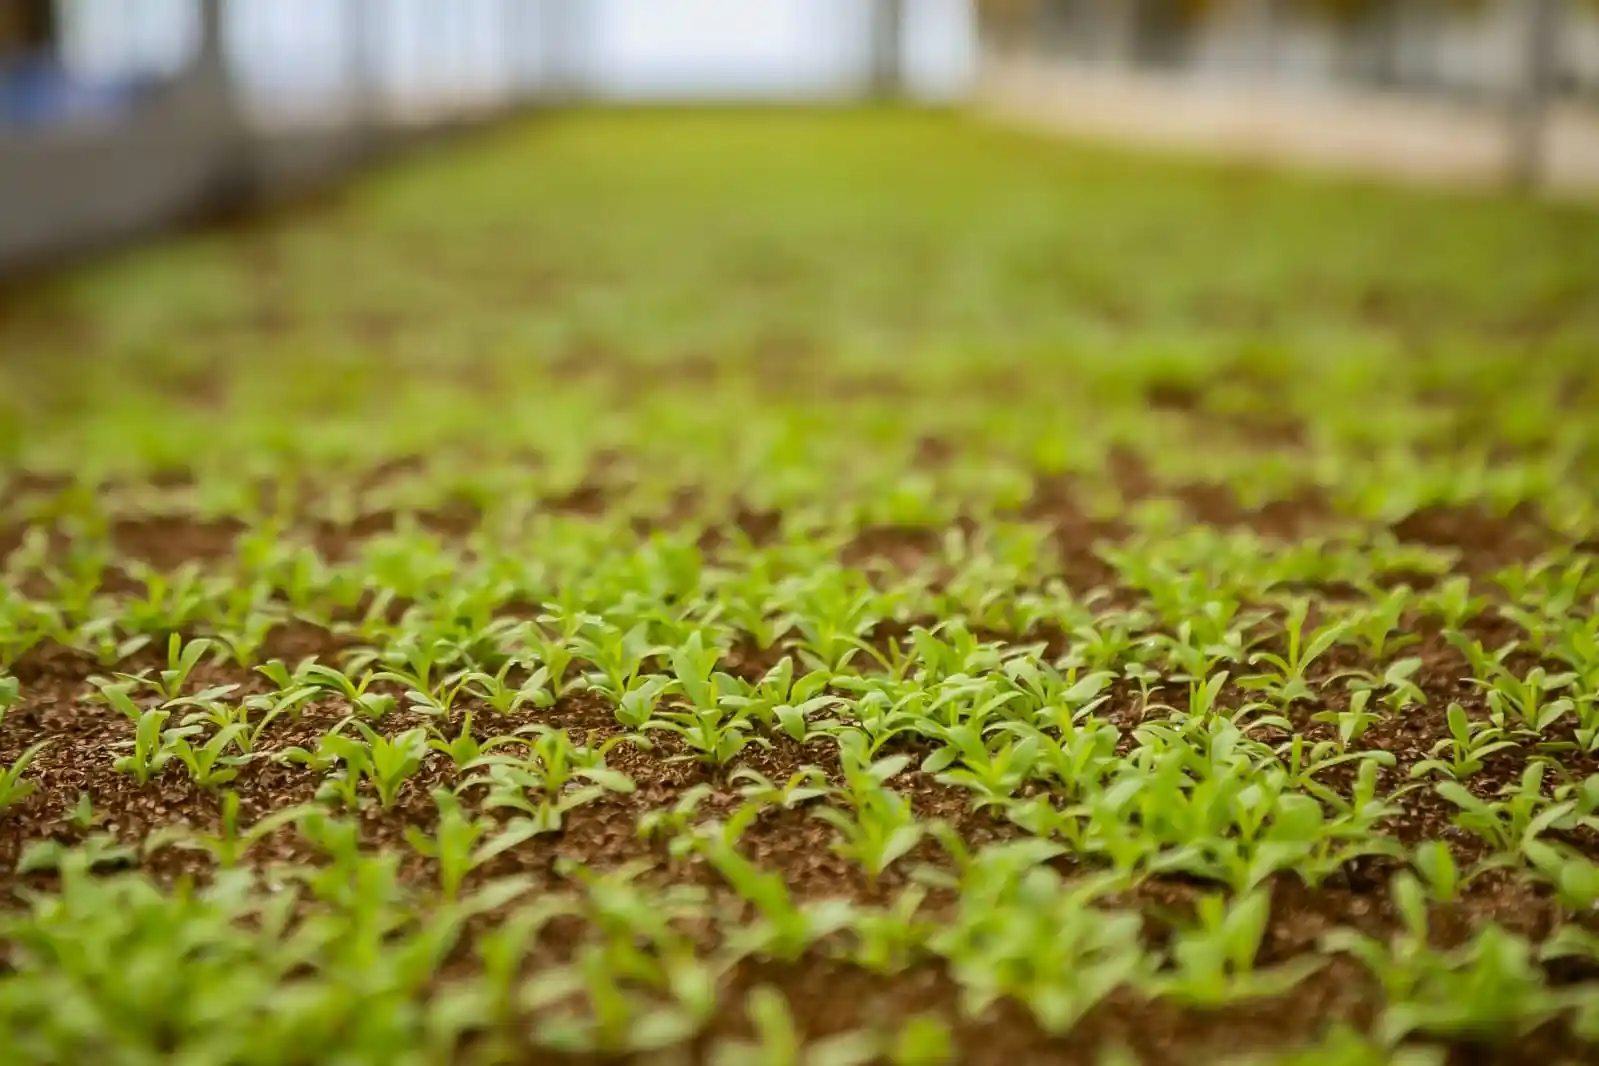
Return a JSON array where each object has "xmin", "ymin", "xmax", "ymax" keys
[{"xmin": 2, "ymin": 111, "xmax": 1599, "ymax": 1066}]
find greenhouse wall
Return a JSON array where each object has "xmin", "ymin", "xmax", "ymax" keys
[
  {"xmin": 1, "ymin": 0, "xmax": 962, "ymax": 276},
  {"xmin": 976, "ymin": 0, "xmax": 1599, "ymax": 191}
]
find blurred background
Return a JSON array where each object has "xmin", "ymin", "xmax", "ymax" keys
[{"xmin": 4, "ymin": 0, "xmax": 1598, "ymax": 276}]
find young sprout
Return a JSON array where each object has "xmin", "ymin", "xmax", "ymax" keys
[
  {"xmin": 1238, "ymin": 599, "xmax": 1345, "ymax": 706},
  {"xmin": 1329, "ymin": 872, "xmax": 1573, "ymax": 1046},
  {"xmin": 693, "ymin": 809, "xmax": 854, "ymax": 961},
  {"xmin": 647, "ymin": 702, "xmax": 767, "ymax": 769},
  {"xmin": 461, "ymin": 726, "xmax": 636, "ymax": 831},
  {"xmin": 571, "ymin": 620, "xmax": 661, "ymax": 700},
  {"xmin": 353, "ymin": 722, "xmax": 431, "ymax": 809},
  {"xmin": 71, "ymin": 617, "xmax": 152, "ymax": 668},
  {"xmin": 845, "ymin": 885, "xmax": 936, "ymax": 976},
  {"xmin": 111, "ymin": 708, "xmax": 187, "ymax": 785},
  {"xmin": 0, "ymin": 735, "xmax": 50, "ymax": 812},
  {"xmin": 1311, "ymin": 688, "xmax": 1384, "ymax": 750},
  {"xmin": 730, "ymin": 766, "xmax": 830, "ymax": 810},
  {"xmin": 282, "ymin": 721, "xmax": 430, "ymax": 810},
  {"xmin": 636, "ymin": 783, "xmax": 715, "ymax": 860},
  {"xmin": 930, "ymin": 862, "xmax": 1146, "ymax": 1035},
  {"xmin": 709, "ymin": 986, "xmax": 878, "ymax": 1066},
  {"xmin": 458, "ymin": 659, "xmax": 556, "ymax": 716},
  {"xmin": 1409, "ymin": 703, "xmax": 1518, "ymax": 781},
  {"xmin": 144, "ymin": 790, "xmax": 310, "ymax": 868},
  {"xmin": 812, "ymin": 790, "xmax": 925, "ymax": 886},
  {"xmin": 524, "ymin": 942, "xmax": 716, "ymax": 1057},
  {"xmin": 426, "ymin": 711, "xmax": 492, "ymax": 771},
  {"xmin": 164, "ymin": 724, "xmax": 249, "ymax": 789},
  {"xmin": 404, "ymin": 789, "xmax": 540, "ymax": 900},
  {"xmin": 888, "ymin": 1014, "xmax": 955, "ymax": 1066},
  {"xmin": 64, "ymin": 790, "xmax": 102, "ymax": 832},
  {"xmin": 1144, "ymin": 889, "xmax": 1325, "ymax": 1007},
  {"xmin": 16, "ymin": 831, "xmax": 138, "ymax": 874},
  {"xmin": 109, "ymin": 633, "xmax": 216, "ymax": 703},
  {"xmin": 613, "ymin": 673, "xmax": 673, "ymax": 730},
  {"xmin": 298, "ymin": 663, "xmax": 396, "ymax": 720},
  {"xmin": 1521, "ymin": 838, "xmax": 1599, "ymax": 911}
]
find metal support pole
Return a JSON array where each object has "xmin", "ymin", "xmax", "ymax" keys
[
  {"xmin": 188, "ymin": 0, "xmax": 239, "ymax": 130},
  {"xmin": 188, "ymin": 0, "xmax": 251, "ymax": 205},
  {"xmin": 345, "ymin": 0, "xmax": 381, "ymax": 134},
  {"xmin": 504, "ymin": 0, "xmax": 534, "ymax": 105},
  {"xmin": 1508, "ymin": 0, "xmax": 1561, "ymax": 190},
  {"xmin": 869, "ymin": 0, "xmax": 904, "ymax": 99},
  {"xmin": 539, "ymin": 0, "xmax": 583, "ymax": 103},
  {"xmin": 1242, "ymin": 0, "xmax": 1278, "ymax": 79},
  {"xmin": 195, "ymin": 0, "xmax": 226, "ymax": 82}
]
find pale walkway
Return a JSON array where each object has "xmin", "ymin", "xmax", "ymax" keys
[{"xmin": 977, "ymin": 56, "xmax": 1599, "ymax": 198}]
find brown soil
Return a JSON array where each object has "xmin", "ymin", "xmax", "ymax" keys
[
  {"xmin": 1392, "ymin": 503, "xmax": 1553, "ymax": 578},
  {"xmin": 2, "ymin": 609, "xmax": 1596, "ymax": 1064},
  {"xmin": 1, "ymin": 479, "xmax": 1595, "ymax": 1064}
]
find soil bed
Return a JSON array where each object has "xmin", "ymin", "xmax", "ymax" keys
[{"xmin": 3, "ymin": 111, "xmax": 1599, "ymax": 1066}]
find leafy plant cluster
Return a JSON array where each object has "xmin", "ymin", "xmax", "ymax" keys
[{"xmin": 3, "ymin": 111, "xmax": 1599, "ymax": 1065}]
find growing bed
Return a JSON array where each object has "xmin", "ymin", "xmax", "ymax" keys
[{"xmin": 2, "ymin": 110, "xmax": 1599, "ymax": 1065}]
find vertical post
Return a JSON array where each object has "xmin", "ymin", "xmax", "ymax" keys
[
  {"xmin": 189, "ymin": 0, "xmax": 238, "ymax": 130},
  {"xmin": 1100, "ymin": 0, "xmax": 1140, "ymax": 64},
  {"xmin": 345, "ymin": 0, "xmax": 380, "ymax": 132},
  {"xmin": 1508, "ymin": 0, "xmax": 1560, "ymax": 190},
  {"xmin": 540, "ymin": 0, "xmax": 582, "ymax": 103},
  {"xmin": 189, "ymin": 0, "xmax": 251, "ymax": 208},
  {"xmin": 1243, "ymin": 0, "xmax": 1277, "ymax": 79},
  {"xmin": 504, "ymin": 0, "xmax": 534, "ymax": 106},
  {"xmin": 1027, "ymin": 0, "xmax": 1056, "ymax": 58},
  {"xmin": 1, "ymin": 0, "xmax": 59, "ymax": 53},
  {"xmin": 195, "ymin": 0, "xmax": 226, "ymax": 81},
  {"xmin": 869, "ymin": 0, "xmax": 903, "ymax": 99},
  {"xmin": 499, "ymin": 0, "xmax": 515, "ymax": 104}
]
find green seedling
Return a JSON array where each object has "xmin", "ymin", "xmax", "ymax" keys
[
  {"xmin": 165, "ymin": 724, "xmax": 249, "ymax": 789},
  {"xmin": 1239, "ymin": 600, "xmax": 1345, "ymax": 706},
  {"xmin": 695, "ymin": 810, "xmax": 854, "ymax": 961},
  {"xmin": 813, "ymin": 789, "xmax": 925, "ymax": 885},
  {"xmin": 462, "ymin": 726, "xmax": 635, "ymax": 831},
  {"xmin": 731, "ymin": 766, "xmax": 830, "ymax": 809},
  {"xmin": 354, "ymin": 723, "xmax": 431, "ymax": 809},
  {"xmin": 846, "ymin": 885, "xmax": 937, "ymax": 976},
  {"xmin": 64, "ymin": 790, "xmax": 102, "ymax": 832},
  {"xmin": 1145, "ymin": 889, "xmax": 1325, "ymax": 1007},
  {"xmin": 111, "ymin": 708, "xmax": 189, "ymax": 784},
  {"xmin": 932, "ymin": 862, "xmax": 1146, "ymax": 1034},
  {"xmin": 888, "ymin": 1014, "xmax": 955, "ymax": 1066},
  {"xmin": 637, "ymin": 783, "xmax": 715, "ymax": 860},
  {"xmin": 70, "ymin": 616, "xmax": 151, "ymax": 668},
  {"xmin": 110, "ymin": 632, "xmax": 215, "ymax": 703},
  {"xmin": 1324, "ymin": 872, "xmax": 1573, "ymax": 1045},
  {"xmin": 709, "ymin": 986, "xmax": 878, "ymax": 1066},
  {"xmin": 459, "ymin": 660, "xmax": 556, "ymax": 716},
  {"xmin": 405, "ymin": 789, "xmax": 542, "ymax": 900},
  {"xmin": 1410, "ymin": 703, "xmax": 1518, "ymax": 780},
  {"xmin": 144, "ymin": 790, "xmax": 310, "ymax": 868},
  {"xmin": 0, "ymin": 736, "xmax": 49, "ymax": 812},
  {"xmin": 299, "ymin": 663, "xmax": 396, "ymax": 720},
  {"xmin": 16, "ymin": 831, "xmax": 138, "ymax": 874}
]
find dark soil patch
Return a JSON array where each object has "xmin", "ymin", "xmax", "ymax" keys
[
  {"xmin": 1171, "ymin": 483, "xmax": 1333, "ymax": 539},
  {"xmin": 1392, "ymin": 503, "xmax": 1552, "ymax": 578},
  {"xmin": 841, "ymin": 524, "xmax": 948, "ymax": 573},
  {"xmin": 1144, "ymin": 381, "xmax": 1203, "ymax": 414},
  {"xmin": 111, "ymin": 515, "xmax": 247, "ymax": 569}
]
